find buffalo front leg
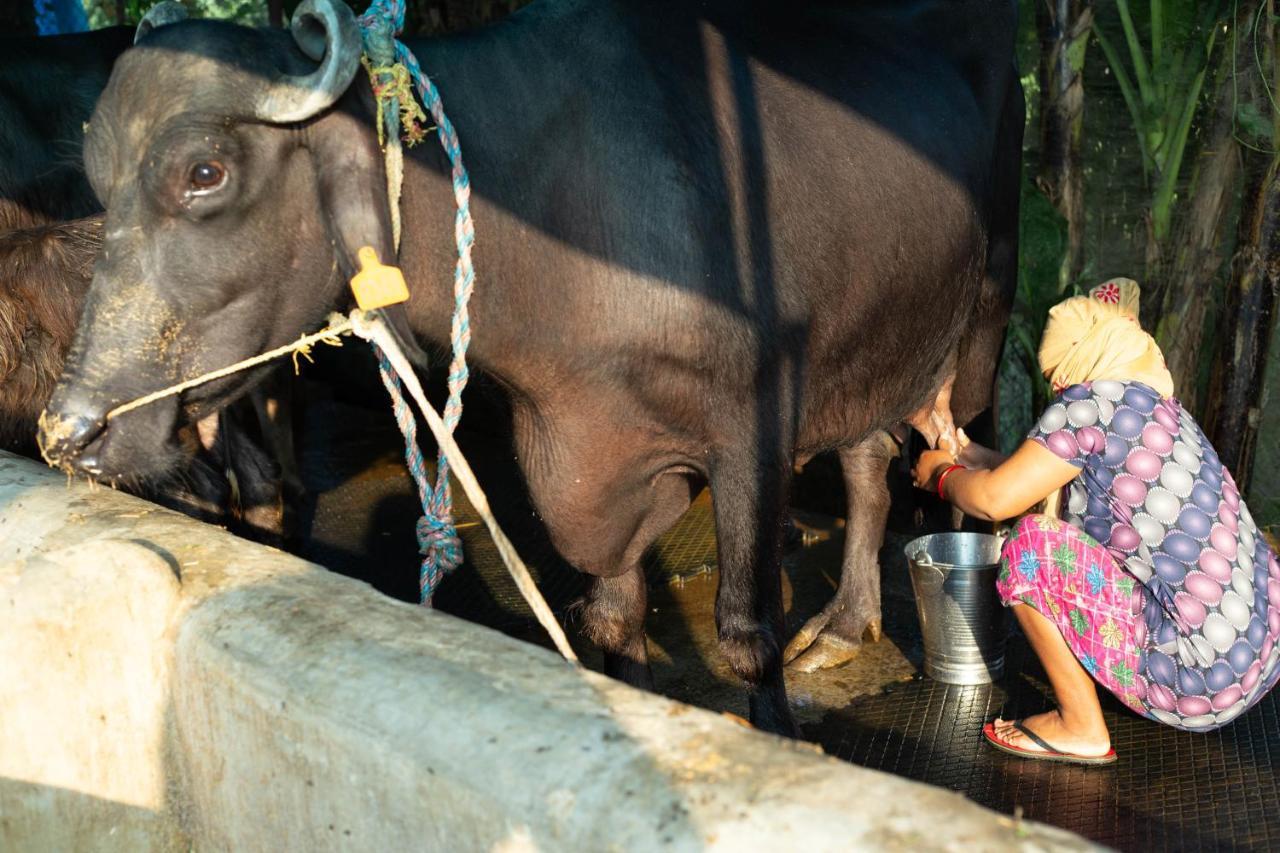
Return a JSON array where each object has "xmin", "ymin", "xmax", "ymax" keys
[
  {"xmin": 572, "ymin": 471, "xmax": 693, "ymax": 689},
  {"xmin": 710, "ymin": 444, "xmax": 798, "ymax": 737},
  {"xmin": 581, "ymin": 567, "xmax": 654, "ymax": 690},
  {"xmin": 519, "ymin": 404, "xmax": 695, "ymax": 693},
  {"xmin": 784, "ymin": 431, "xmax": 895, "ymax": 671},
  {"xmin": 250, "ymin": 373, "xmax": 305, "ymax": 527}
]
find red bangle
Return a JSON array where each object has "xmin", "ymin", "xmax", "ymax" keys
[{"xmin": 936, "ymin": 464, "xmax": 966, "ymax": 501}]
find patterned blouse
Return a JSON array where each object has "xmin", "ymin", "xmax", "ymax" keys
[{"xmin": 1031, "ymin": 380, "xmax": 1280, "ymax": 728}]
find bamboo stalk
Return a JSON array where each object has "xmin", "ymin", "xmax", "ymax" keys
[
  {"xmin": 1039, "ymin": 0, "xmax": 1095, "ymax": 290},
  {"xmin": 1151, "ymin": 0, "xmax": 1163, "ymax": 71},
  {"xmin": 1094, "ymin": 24, "xmax": 1154, "ymax": 175},
  {"xmin": 1205, "ymin": 0, "xmax": 1279, "ymax": 491},
  {"xmin": 1117, "ymin": 0, "xmax": 1156, "ymax": 107},
  {"xmin": 1151, "ymin": 4, "xmax": 1255, "ymax": 386},
  {"xmin": 1207, "ymin": 162, "xmax": 1278, "ymax": 489}
]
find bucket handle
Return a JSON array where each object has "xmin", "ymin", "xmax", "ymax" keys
[{"xmin": 911, "ymin": 549, "xmax": 947, "ymax": 594}]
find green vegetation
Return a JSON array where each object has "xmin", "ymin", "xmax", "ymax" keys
[
  {"xmin": 1009, "ymin": 0, "xmax": 1279, "ymax": 533},
  {"xmin": 1092, "ymin": 0, "xmax": 1223, "ymax": 243}
]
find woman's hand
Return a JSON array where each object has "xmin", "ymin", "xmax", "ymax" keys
[
  {"xmin": 954, "ymin": 428, "xmax": 1008, "ymax": 470},
  {"xmin": 921, "ymin": 439, "xmax": 1084, "ymax": 521},
  {"xmin": 913, "ymin": 448, "xmax": 957, "ymax": 492}
]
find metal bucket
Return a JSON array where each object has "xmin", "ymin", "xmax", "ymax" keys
[{"xmin": 904, "ymin": 532, "xmax": 1007, "ymax": 685}]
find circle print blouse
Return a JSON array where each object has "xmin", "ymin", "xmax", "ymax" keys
[{"xmin": 1031, "ymin": 380, "xmax": 1280, "ymax": 729}]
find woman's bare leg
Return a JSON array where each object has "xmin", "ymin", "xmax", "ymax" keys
[{"xmin": 993, "ymin": 603, "xmax": 1112, "ymax": 756}]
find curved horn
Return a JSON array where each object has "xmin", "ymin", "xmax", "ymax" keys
[
  {"xmin": 254, "ymin": 0, "xmax": 362, "ymax": 124},
  {"xmin": 134, "ymin": 1, "xmax": 189, "ymax": 44}
]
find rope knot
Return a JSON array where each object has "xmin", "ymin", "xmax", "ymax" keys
[
  {"xmin": 360, "ymin": 56, "xmax": 432, "ymax": 148},
  {"xmin": 417, "ymin": 513, "xmax": 463, "ymax": 571},
  {"xmin": 356, "ymin": 5, "xmax": 400, "ymax": 64}
]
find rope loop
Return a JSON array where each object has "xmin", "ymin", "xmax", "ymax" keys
[
  {"xmin": 357, "ymin": 0, "xmax": 477, "ymax": 604},
  {"xmin": 416, "ymin": 513, "xmax": 463, "ymax": 592}
]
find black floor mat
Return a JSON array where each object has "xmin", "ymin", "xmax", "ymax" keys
[{"xmin": 807, "ymin": 642, "xmax": 1280, "ymax": 852}]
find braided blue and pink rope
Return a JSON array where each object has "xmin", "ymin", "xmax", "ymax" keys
[{"xmin": 358, "ymin": 0, "xmax": 476, "ymax": 603}]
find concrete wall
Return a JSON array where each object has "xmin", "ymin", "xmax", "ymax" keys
[{"xmin": 0, "ymin": 452, "xmax": 1097, "ymax": 851}]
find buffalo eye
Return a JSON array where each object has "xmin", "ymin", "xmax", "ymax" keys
[{"xmin": 189, "ymin": 161, "xmax": 226, "ymax": 192}]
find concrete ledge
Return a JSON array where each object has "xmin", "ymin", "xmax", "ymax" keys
[
  {"xmin": 0, "ymin": 539, "xmax": 184, "ymax": 852},
  {"xmin": 0, "ymin": 452, "xmax": 1098, "ymax": 851}
]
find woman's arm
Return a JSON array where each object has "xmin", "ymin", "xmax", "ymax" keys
[
  {"xmin": 954, "ymin": 428, "xmax": 1009, "ymax": 470},
  {"xmin": 913, "ymin": 439, "xmax": 1082, "ymax": 522}
]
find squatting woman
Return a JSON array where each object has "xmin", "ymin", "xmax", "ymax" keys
[{"xmin": 915, "ymin": 279, "xmax": 1280, "ymax": 764}]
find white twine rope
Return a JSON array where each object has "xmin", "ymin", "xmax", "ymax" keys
[
  {"xmin": 349, "ymin": 311, "xmax": 579, "ymax": 662},
  {"xmin": 105, "ymin": 321, "xmax": 354, "ymax": 420},
  {"xmin": 103, "ymin": 310, "xmax": 579, "ymax": 663}
]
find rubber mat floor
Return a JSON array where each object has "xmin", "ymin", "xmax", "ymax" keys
[
  {"xmin": 298, "ymin": 389, "xmax": 1280, "ymax": 852},
  {"xmin": 808, "ymin": 648, "xmax": 1280, "ymax": 852}
]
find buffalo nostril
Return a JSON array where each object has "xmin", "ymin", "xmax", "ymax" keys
[
  {"xmin": 77, "ymin": 449, "xmax": 104, "ymax": 476},
  {"xmin": 36, "ymin": 410, "xmax": 108, "ymax": 466},
  {"xmin": 64, "ymin": 414, "xmax": 106, "ymax": 449}
]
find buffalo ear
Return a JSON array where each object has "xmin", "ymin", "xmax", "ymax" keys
[{"xmin": 307, "ymin": 102, "xmax": 431, "ymax": 370}]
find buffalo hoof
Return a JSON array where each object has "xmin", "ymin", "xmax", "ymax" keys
[
  {"xmin": 749, "ymin": 691, "xmax": 800, "ymax": 738},
  {"xmin": 783, "ymin": 611, "xmax": 882, "ymax": 673}
]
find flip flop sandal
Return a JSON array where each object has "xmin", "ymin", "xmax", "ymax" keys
[{"xmin": 982, "ymin": 720, "xmax": 1117, "ymax": 766}]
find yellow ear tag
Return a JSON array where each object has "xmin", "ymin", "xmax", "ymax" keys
[{"xmin": 350, "ymin": 246, "xmax": 410, "ymax": 311}]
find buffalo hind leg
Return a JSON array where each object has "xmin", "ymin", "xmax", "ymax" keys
[
  {"xmin": 711, "ymin": 445, "xmax": 798, "ymax": 737},
  {"xmin": 784, "ymin": 432, "xmax": 895, "ymax": 671},
  {"xmin": 581, "ymin": 567, "xmax": 653, "ymax": 690}
]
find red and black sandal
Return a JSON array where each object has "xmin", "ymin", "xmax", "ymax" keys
[{"xmin": 982, "ymin": 720, "xmax": 1117, "ymax": 766}]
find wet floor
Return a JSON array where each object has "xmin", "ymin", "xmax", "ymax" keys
[
  {"xmin": 295, "ymin": 379, "xmax": 1280, "ymax": 852},
  {"xmin": 294, "ymin": 379, "xmax": 924, "ymax": 722}
]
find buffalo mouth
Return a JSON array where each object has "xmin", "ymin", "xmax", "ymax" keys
[
  {"xmin": 38, "ymin": 361, "xmax": 278, "ymax": 485},
  {"xmin": 38, "ymin": 392, "xmax": 188, "ymax": 486}
]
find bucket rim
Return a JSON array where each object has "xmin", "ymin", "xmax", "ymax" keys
[{"xmin": 904, "ymin": 531, "xmax": 1005, "ymax": 570}]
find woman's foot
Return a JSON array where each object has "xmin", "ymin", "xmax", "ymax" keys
[{"xmin": 990, "ymin": 709, "xmax": 1111, "ymax": 758}]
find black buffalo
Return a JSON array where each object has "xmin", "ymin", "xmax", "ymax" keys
[
  {"xmin": 1, "ymin": 17, "xmax": 298, "ymax": 545},
  {"xmin": 41, "ymin": 0, "xmax": 1022, "ymax": 734},
  {"xmin": 0, "ymin": 26, "xmax": 132, "ymax": 227},
  {"xmin": 0, "ymin": 212, "xmax": 291, "ymax": 543}
]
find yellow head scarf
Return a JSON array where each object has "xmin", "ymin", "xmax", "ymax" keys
[{"xmin": 1038, "ymin": 278, "xmax": 1175, "ymax": 399}]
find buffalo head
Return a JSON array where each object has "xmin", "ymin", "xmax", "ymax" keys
[{"xmin": 40, "ymin": 0, "xmax": 398, "ymax": 483}]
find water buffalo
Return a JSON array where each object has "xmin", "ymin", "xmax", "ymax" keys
[
  {"xmin": 0, "ymin": 7, "xmax": 189, "ymax": 229},
  {"xmin": 0, "ymin": 26, "xmax": 133, "ymax": 227},
  {"xmin": 41, "ymin": 0, "xmax": 1022, "ymax": 734},
  {"xmin": 0, "ymin": 211, "xmax": 293, "ymax": 544},
  {"xmin": 1, "ymin": 17, "xmax": 299, "ymax": 545},
  {"xmin": 0, "ymin": 214, "xmax": 99, "ymax": 452}
]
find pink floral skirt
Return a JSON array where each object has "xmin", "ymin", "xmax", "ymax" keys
[{"xmin": 997, "ymin": 514, "xmax": 1148, "ymax": 716}]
